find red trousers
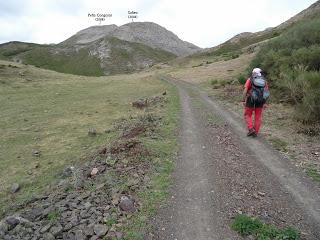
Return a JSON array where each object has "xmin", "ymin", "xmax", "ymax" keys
[{"xmin": 244, "ymin": 107, "xmax": 263, "ymax": 133}]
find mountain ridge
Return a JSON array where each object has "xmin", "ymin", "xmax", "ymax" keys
[{"xmin": 62, "ymin": 22, "xmax": 200, "ymax": 57}]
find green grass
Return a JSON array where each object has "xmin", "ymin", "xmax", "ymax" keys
[
  {"xmin": 231, "ymin": 214, "xmax": 300, "ymax": 240},
  {"xmin": 0, "ymin": 41, "xmax": 41, "ymax": 59},
  {"xmin": 307, "ymin": 168, "xmax": 320, "ymax": 183},
  {"xmin": 105, "ymin": 217, "xmax": 117, "ymax": 227},
  {"xmin": 22, "ymin": 47, "xmax": 104, "ymax": 76},
  {"xmin": 47, "ymin": 210, "xmax": 60, "ymax": 222},
  {"xmin": 208, "ymin": 78, "xmax": 229, "ymax": 89},
  {"xmin": 269, "ymin": 137, "xmax": 288, "ymax": 152},
  {"xmin": 0, "ymin": 60, "xmax": 175, "ymax": 216},
  {"xmin": 210, "ymin": 79, "xmax": 219, "ymax": 85}
]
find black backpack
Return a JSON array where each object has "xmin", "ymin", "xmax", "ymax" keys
[{"xmin": 248, "ymin": 75, "xmax": 269, "ymax": 106}]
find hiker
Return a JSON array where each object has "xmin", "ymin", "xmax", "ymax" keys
[{"xmin": 242, "ymin": 68, "xmax": 270, "ymax": 137}]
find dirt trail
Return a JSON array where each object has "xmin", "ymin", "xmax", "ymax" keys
[{"xmin": 153, "ymin": 77, "xmax": 320, "ymax": 240}]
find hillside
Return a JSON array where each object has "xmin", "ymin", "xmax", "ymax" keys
[
  {"xmin": 192, "ymin": 0, "xmax": 320, "ymax": 60},
  {"xmin": 0, "ymin": 22, "xmax": 200, "ymax": 76},
  {"xmin": 0, "ymin": 37, "xmax": 176, "ymax": 76}
]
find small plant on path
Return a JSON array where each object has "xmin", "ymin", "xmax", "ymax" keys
[{"xmin": 231, "ymin": 214, "xmax": 300, "ymax": 240}]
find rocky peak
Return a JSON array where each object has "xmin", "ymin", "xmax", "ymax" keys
[{"xmin": 61, "ymin": 22, "xmax": 200, "ymax": 56}]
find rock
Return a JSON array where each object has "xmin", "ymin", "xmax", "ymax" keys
[
  {"xmin": 98, "ymin": 165, "xmax": 106, "ymax": 173},
  {"xmin": 32, "ymin": 150, "xmax": 40, "ymax": 157},
  {"xmin": 63, "ymin": 232, "xmax": 75, "ymax": 240},
  {"xmin": 74, "ymin": 229, "xmax": 87, "ymax": 240},
  {"xmin": 74, "ymin": 170, "xmax": 85, "ymax": 189},
  {"xmin": 27, "ymin": 207, "xmax": 44, "ymax": 221},
  {"xmin": 253, "ymin": 193, "xmax": 260, "ymax": 199},
  {"xmin": 5, "ymin": 216, "xmax": 20, "ymax": 229},
  {"xmin": 106, "ymin": 156, "xmax": 117, "ymax": 167},
  {"xmin": 118, "ymin": 196, "xmax": 135, "ymax": 212},
  {"xmin": 93, "ymin": 224, "xmax": 108, "ymax": 237},
  {"xmin": 42, "ymin": 206, "xmax": 55, "ymax": 217},
  {"xmin": 84, "ymin": 202, "xmax": 92, "ymax": 209},
  {"xmin": 115, "ymin": 231, "xmax": 123, "ymax": 239},
  {"xmin": 89, "ymin": 236, "xmax": 99, "ymax": 240},
  {"xmin": 40, "ymin": 223, "xmax": 52, "ymax": 233},
  {"xmin": 62, "ymin": 166, "xmax": 74, "ymax": 178},
  {"xmin": 50, "ymin": 224, "xmax": 63, "ymax": 237},
  {"xmin": 103, "ymin": 128, "xmax": 111, "ymax": 134},
  {"xmin": 64, "ymin": 223, "xmax": 73, "ymax": 231},
  {"xmin": 11, "ymin": 183, "xmax": 20, "ymax": 193},
  {"xmin": 127, "ymin": 178, "xmax": 140, "ymax": 189},
  {"xmin": 43, "ymin": 233, "xmax": 55, "ymax": 240},
  {"xmin": 69, "ymin": 214, "xmax": 79, "ymax": 226},
  {"xmin": 132, "ymin": 99, "xmax": 148, "ymax": 109},
  {"xmin": 235, "ymin": 209, "xmax": 243, "ymax": 214},
  {"xmin": 0, "ymin": 221, "xmax": 9, "ymax": 233},
  {"xmin": 88, "ymin": 128, "xmax": 97, "ymax": 136},
  {"xmin": 80, "ymin": 210, "xmax": 90, "ymax": 219},
  {"xmin": 111, "ymin": 194, "xmax": 120, "ymax": 205},
  {"xmin": 95, "ymin": 183, "xmax": 106, "ymax": 190},
  {"xmin": 83, "ymin": 224, "xmax": 94, "ymax": 236},
  {"xmin": 90, "ymin": 168, "xmax": 99, "ymax": 176}
]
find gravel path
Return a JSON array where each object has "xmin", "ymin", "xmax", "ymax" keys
[{"xmin": 153, "ymin": 77, "xmax": 320, "ymax": 240}]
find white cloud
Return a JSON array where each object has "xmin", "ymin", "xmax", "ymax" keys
[{"xmin": 0, "ymin": 0, "xmax": 318, "ymax": 47}]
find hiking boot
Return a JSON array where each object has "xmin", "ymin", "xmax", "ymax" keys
[{"xmin": 247, "ymin": 128, "xmax": 256, "ymax": 137}]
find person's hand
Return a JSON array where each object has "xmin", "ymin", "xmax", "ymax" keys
[
  {"xmin": 242, "ymin": 101, "xmax": 246, "ymax": 107},
  {"xmin": 263, "ymin": 104, "xmax": 268, "ymax": 109}
]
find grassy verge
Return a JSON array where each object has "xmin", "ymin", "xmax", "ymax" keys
[
  {"xmin": 122, "ymin": 80, "xmax": 179, "ymax": 239},
  {"xmin": 231, "ymin": 214, "xmax": 300, "ymax": 240},
  {"xmin": 0, "ymin": 60, "xmax": 177, "ymax": 217}
]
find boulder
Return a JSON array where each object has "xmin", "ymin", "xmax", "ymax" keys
[{"xmin": 118, "ymin": 196, "xmax": 135, "ymax": 212}]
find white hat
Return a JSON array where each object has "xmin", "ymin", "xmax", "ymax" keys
[{"xmin": 252, "ymin": 68, "xmax": 262, "ymax": 76}]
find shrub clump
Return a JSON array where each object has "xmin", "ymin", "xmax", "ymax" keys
[
  {"xmin": 249, "ymin": 18, "xmax": 320, "ymax": 122},
  {"xmin": 231, "ymin": 214, "xmax": 300, "ymax": 240}
]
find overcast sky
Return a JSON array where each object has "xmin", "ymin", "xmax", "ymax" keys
[{"xmin": 0, "ymin": 0, "xmax": 318, "ymax": 48}]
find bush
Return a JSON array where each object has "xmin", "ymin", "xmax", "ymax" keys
[
  {"xmin": 232, "ymin": 53, "xmax": 240, "ymax": 59},
  {"xmin": 249, "ymin": 17, "xmax": 320, "ymax": 122},
  {"xmin": 295, "ymin": 71, "xmax": 320, "ymax": 122},
  {"xmin": 251, "ymin": 18, "xmax": 320, "ymax": 78},
  {"xmin": 277, "ymin": 68, "xmax": 320, "ymax": 122},
  {"xmin": 238, "ymin": 74, "xmax": 247, "ymax": 84},
  {"xmin": 210, "ymin": 79, "xmax": 219, "ymax": 85},
  {"xmin": 231, "ymin": 214, "xmax": 262, "ymax": 235}
]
